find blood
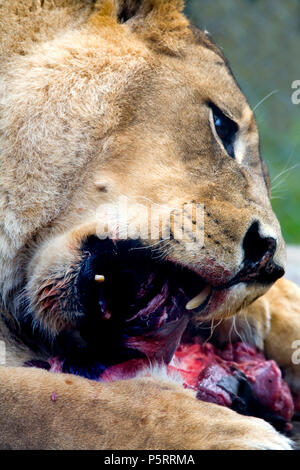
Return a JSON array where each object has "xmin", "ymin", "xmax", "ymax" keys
[
  {"xmin": 99, "ymin": 341, "xmax": 296, "ymax": 431},
  {"xmin": 172, "ymin": 342, "xmax": 295, "ymax": 424},
  {"xmin": 28, "ymin": 339, "xmax": 297, "ymax": 431}
]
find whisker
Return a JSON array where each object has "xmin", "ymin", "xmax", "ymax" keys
[
  {"xmin": 271, "ymin": 163, "xmax": 300, "ymax": 187},
  {"xmin": 241, "ymin": 310, "xmax": 253, "ymax": 343},
  {"xmin": 227, "ymin": 318, "xmax": 235, "ymax": 345},
  {"xmin": 128, "ymin": 238, "xmax": 169, "ymax": 252},
  {"xmin": 203, "ymin": 317, "xmax": 223, "ymax": 344},
  {"xmin": 133, "ymin": 195, "xmax": 178, "ymax": 212},
  {"xmin": 252, "ymin": 89, "xmax": 279, "ymax": 113},
  {"xmin": 271, "ymin": 146, "xmax": 296, "ymax": 185},
  {"xmin": 232, "ymin": 316, "xmax": 246, "ymax": 343}
]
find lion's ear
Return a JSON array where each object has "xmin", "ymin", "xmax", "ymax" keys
[
  {"xmin": 94, "ymin": 0, "xmax": 185, "ymax": 20},
  {"xmin": 115, "ymin": 0, "xmax": 144, "ymax": 22},
  {"xmin": 93, "ymin": 1, "xmax": 191, "ymax": 54},
  {"xmin": 114, "ymin": 0, "xmax": 185, "ymax": 23},
  {"xmin": 122, "ymin": 0, "xmax": 190, "ymax": 55}
]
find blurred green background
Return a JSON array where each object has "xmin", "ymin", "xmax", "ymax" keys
[{"xmin": 184, "ymin": 0, "xmax": 300, "ymax": 244}]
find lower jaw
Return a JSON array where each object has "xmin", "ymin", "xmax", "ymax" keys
[{"xmin": 52, "ymin": 285, "xmax": 237, "ymax": 385}]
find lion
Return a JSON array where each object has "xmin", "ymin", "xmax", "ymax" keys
[{"xmin": 0, "ymin": 0, "xmax": 300, "ymax": 450}]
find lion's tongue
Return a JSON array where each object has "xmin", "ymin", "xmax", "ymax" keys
[
  {"xmin": 120, "ymin": 276, "xmax": 193, "ymax": 364},
  {"xmin": 99, "ymin": 311, "xmax": 190, "ymax": 382},
  {"xmin": 125, "ymin": 314, "xmax": 190, "ymax": 364}
]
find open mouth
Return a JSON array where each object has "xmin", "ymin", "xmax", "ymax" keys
[
  {"xmin": 65, "ymin": 236, "xmax": 214, "ymax": 368},
  {"xmin": 79, "ymin": 237, "xmax": 213, "ymax": 319},
  {"xmin": 57, "ymin": 231, "xmax": 284, "ymax": 367},
  {"xmin": 52, "ymin": 234, "xmax": 283, "ymax": 375}
]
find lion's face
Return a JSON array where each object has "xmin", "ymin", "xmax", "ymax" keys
[{"xmin": 0, "ymin": 1, "xmax": 285, "ymax": 360}]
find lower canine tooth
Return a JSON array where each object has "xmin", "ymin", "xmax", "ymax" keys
[
  {"xmin": 95, "ymin": 274, "xmax": 105, "ymax": 283},
  {"xmin": 185, "ymin": 286, "xmax": 212, "ymax": 310}
]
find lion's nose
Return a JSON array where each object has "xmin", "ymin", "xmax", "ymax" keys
[
  {"xmin": 243, "ymin": 221, "xmax": 277, "ymax": 265},
  {"xmin": 239, "ymin": 221, "xmax": 285, "ymax": 284}
]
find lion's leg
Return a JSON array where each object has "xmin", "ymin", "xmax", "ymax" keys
[
  {"xmin": 215, "ymin": 278, "xmax": 300, "ymax": 397},
  {"xmin": 263, "ymin": 279, "xmax": 300, "ymax": 396},
  {"xmin": 0, "ymin": 366, "xmax": 291, "ymax": 450}
]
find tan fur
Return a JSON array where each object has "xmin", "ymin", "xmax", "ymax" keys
[
  {"xmin": 0, "ymin": 366, "xmax": 292, "ymax": 450},
  {"xmin": 0, "ymin": 0, "xmax": 298, "ymax": 449}
]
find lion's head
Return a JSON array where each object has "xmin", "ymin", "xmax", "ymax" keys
[{"xmin": 0, "ymin": 1, "xmax": 285, "ymax": 364}]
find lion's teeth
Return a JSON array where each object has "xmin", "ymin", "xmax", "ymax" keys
[
  {"xmin": 185, "ymin": 286, "xmax": 212, "ymax": 310},
  {"xmin": 95, "ymin": 274, "xmax": 105, "ymax": 283}
]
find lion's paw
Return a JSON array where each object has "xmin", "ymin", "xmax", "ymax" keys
[{"xmin": 214, "ymin": 415, "xmax": 293, "ymax": 450}]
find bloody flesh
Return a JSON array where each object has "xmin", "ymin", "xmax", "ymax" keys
[
  {"xmin": 40, "ymin": 339, "xmax": 296, "ymax": 432},
  {"xmin": 100, "ymin": 341, "xmax": 295, "ymax": 429}
]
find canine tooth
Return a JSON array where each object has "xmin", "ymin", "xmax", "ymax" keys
[
  {"xmin": 95, "ymin": 274, "xmax": 105, "ymax": 283},
  {"xmin": 185, "ymin": 285, "xmax": 212, "ymax": 310}
]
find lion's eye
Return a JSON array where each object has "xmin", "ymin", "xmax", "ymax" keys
[{"xmin": 211, "ymin": 104, "xmax": 238, "ymax": 159}]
